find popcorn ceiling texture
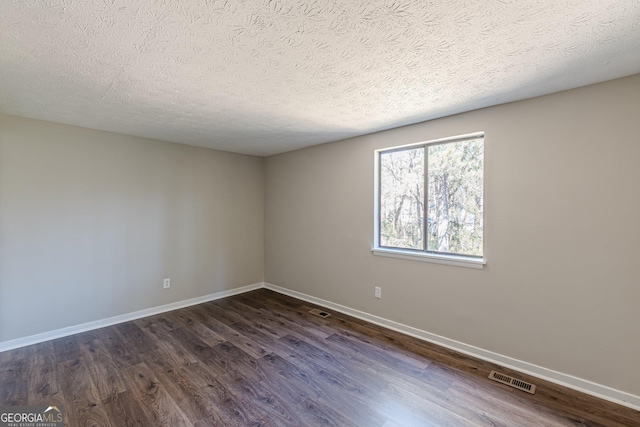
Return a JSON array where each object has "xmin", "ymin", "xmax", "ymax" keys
[{"xmin": 0, "ymin": 0, "xmax": 639, "ymax": 156}]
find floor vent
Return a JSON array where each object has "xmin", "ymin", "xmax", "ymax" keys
[
  {"xmin": 488, "ymin": 371, "xmax": 536, "ymax": 394},
  {"xmin": 308, "ymin": 308, "xmax": 331, "ymax": 318}
]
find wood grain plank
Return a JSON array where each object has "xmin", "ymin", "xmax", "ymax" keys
[
  {"xmin": 51, "ymin": 334, "xmax": 83, "ymax": 363},
  {"xmin": 115, "ymin": 322, "xmax": 158, "ymax": 354},
  {"xmin": 258, "ymin": 353, "xmax": 362, "ymax": 427},
  {"xmin": 275, "ymin": 335, "xmax": 386, "ymax": 426},
  {"xmin": 180, "ymin": 361, "xmax": 279, "ymax": 426},
  {"xmin": 26, "ymin": 342, "xmax": 63, "ymax": 407},
  {"xmin": 56, "ymin": 356, "xmax": 112, "ymax": 427},
  {"xmin": 94, "ymin": 326, "xmax": 143, "ymax": 368},
  {"xmin": 133, "ymin": 318, "xmax": 201, "ymax": 367},
  {"xmin": 79, "ymin": 338, "xmax": 127, "ymax": 401},
  {"xmin": 187, "ymin": 304, "xmax": 269, "ymax": 359},
  {"xmin": 0, "ymin": 347, "xmax": 28, "ymax": 405},
  {"xmin": 140, "ymin": 351, "xmax": 219, "ymax": 424},
  {"xmin": 121, "ymin": 362, "xmax": 192, "ymax": 426},
  {"xmin": 102, "ymin": 390, "xmax": 153, "ymax": 427}
]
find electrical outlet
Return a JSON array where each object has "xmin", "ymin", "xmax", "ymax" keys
[
  {"xmin": 374, "ymin": 286, "xmax": 381, "ymax": 299},
  {"xmin": 163, "ymin": 278, "xmax": 171, "ymax": 289}
]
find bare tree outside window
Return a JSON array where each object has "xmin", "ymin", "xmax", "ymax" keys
[
  {"xmin": 427, "ymin": 138, "xmax": 483, "ymax": 256},
  {"xmin": 380, "ymin": 147, "xmax": 424, "ymax": 249},
  {"xmin": 378, "ymin": 136, "xmax": 484, "ymax": 258}
]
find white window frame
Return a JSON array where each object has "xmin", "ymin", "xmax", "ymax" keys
[{"xmin": 372, "ymin": 132, "xmax": 486, "ymax": 269}]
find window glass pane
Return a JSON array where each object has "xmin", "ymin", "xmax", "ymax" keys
[
  {"xmin": 427, "ymin": 138, "xmax": 483, "ymax": 256},
  {"xmin": 380, "ymin": 147, "xmax": 424, "ymax": 250}
]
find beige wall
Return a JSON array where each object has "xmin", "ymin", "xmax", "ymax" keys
[
  {"xmin": 0, "ymin": 114, "xmax": 264, "ymax": 342},
  {"xmin": 265, "ymin": 74, "xmax": 640, "ymax": 396}
]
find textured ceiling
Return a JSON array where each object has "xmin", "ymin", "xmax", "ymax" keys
[{"xmin": 1, "ymin": 1, "xmax": 639, "ymax": 156}]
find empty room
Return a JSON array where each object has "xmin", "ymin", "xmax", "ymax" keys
[{"xmin": 1, "ymin": 1, "xmax": 639, "ymax": 426}]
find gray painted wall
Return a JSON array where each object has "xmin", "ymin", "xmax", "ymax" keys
[
  {"xmin": 264, "ymin": 74, "xmax": 640, "ymax": 396},
  {"xmin": 0, "ymin": 114, "xmax": 264, "ymax": 342}
]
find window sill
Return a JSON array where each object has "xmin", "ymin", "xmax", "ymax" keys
[{"xmin": 372, "ymin": 247, "xmax": 485, "ymax": 269}]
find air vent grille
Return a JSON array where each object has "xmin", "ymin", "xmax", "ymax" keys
[
  {"xmin": 488, "ymin": 370, "xmax": 536, "ymax": 394},
  {"xmin": 308, "ymin": 308, "xmax": 331, "ymax": 318}
]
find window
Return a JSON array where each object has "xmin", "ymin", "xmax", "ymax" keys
[{"xmin": 374, "ymin": 133, "xmax": 484, "ymax": 268}]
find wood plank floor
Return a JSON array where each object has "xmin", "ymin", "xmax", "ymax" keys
[{"xmin": 1, "ymin": 289, "xmax": 639, "ymax": 426}]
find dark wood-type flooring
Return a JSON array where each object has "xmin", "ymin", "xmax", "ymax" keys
[{"xmin": 1, "ymin": 289, "xmax": 639, "ymax": 426}]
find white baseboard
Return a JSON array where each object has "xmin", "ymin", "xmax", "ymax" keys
[
  {"xmin": 263, "ymin": 282, "xmax": 640, "ymax": 411},
  {"xmin": 0, "ymin": 282, "xmax": 265, "ymax": 353}
]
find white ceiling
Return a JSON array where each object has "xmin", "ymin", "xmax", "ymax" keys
[{"xmin": 1, "ymin": 1, "xmax": 639, "ymax": 156}]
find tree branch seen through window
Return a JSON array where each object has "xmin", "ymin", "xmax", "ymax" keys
[{"xmin": 378, "ymin": 136, "xmax": 484, "ymax": 258}]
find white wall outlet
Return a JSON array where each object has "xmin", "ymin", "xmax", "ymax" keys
[
  {"xmin": 374, "ymin": 286, "xmax": 382, "ymax": 299},
  {"xmin": 163, "ymin": 278, "xmax": 171, "ymax": 289}
]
